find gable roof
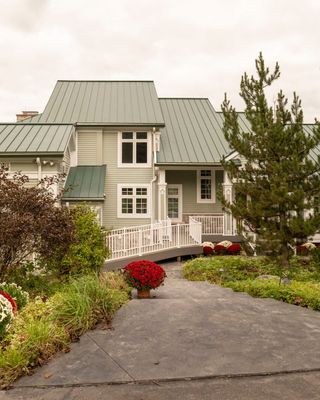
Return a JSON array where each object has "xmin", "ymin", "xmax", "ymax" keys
[
  {"xmin": 35, "ymin": 80, "xmax": 165, "ymax": 126},
  {"xmin": 157, "ymin": 98, "xmax": 231, "ymax": 164},
  {"xmin": 62, "ymin": 165, "xmax": 106, "ymax": 200},
  {"xmin": 0, "ymin": 123, "xmax": 74, "ymax": 155}
]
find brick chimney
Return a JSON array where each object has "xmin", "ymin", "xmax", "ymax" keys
[{"xmin": 16, "ymin": 111, "xmax": 39, "ymax": 122}]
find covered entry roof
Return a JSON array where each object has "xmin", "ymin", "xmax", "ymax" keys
[{"xmin": 62, "ymin": 165, "xmax": 106, "ymax": 200}]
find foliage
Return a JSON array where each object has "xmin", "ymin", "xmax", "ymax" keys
[
  {"xmin": 183, "ymin": 256, "xmax": 276, "ymax": 283},
  {"xmin": 5, "ymin": 261, "xmax": 61, "ymax": 298},
  {"xmin": 221, "ymin": 53, "xmax": 320, "ymax": 268},
  {"xmin": 0, "ymin": 165, "xmax": 75, "ymax": 280},
  {"xmin": 51, "ymin": 273, "xmax": 129, "ymax": 338},
  {"xmin": 0, "ymin": 272, "xmax": 129, "ymax": 388},
  {"xmin": 123, "ymin": 260, "xmax": 166, "ymax": 291},
  {"xmin": 0, "ymin": 293, "xmax": 15, "ymax": 338},
  {"xmin": 224, "ymin": 280, "xmax": 320, "ymax": 310},
  {"xmin": 53, "ymin": 204, "xmax": 108, "ymax": 276},
  {"xmin": 183, "ymin": 256, "xmax": 320, "ymax": 310},
  {"xmin": 0, "ymin": 283, "xmax": 29, "ymax": 310}
]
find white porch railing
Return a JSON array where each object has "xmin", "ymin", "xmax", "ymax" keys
[
  {"xmin": 106, "ymin": 217, "xmax": 202, "ymax": 260},
  {"xmin": 191, "ymin": 215, "xmax": 224, "ymax": 235}
]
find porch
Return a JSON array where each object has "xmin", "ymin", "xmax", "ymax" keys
[{"xmin": 105, "ymin": 215, "xmax": 242, "ymax": 269}]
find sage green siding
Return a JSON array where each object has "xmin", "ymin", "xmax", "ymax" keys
[
  {"xmin": 77, "ymin": 131, "xmax": 99, "ymax": 165},
  {"xmin": 102, "ymin": 131, "xmax": 153, "ymax": 228},
  {"xmin": 166, "ymin": 170, "xmax": 224, "ymax": 218}
]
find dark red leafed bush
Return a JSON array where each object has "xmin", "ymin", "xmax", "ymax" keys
[
  {"xmin": 214, "ymin": 244, "xmax": 227, "ymax": 255},
  {"xmin": 0, "ymin": 290, "xmax": 17, "ymax": 313},
  {"xmin": 203, "ymin": 246, "xmax": 214, "ymax": 256},
  {"xmin": 123, "ymin": 260, "xmax": 166, "ymax": 290},
  {"xmin": 227, "ymin": 244, "xmax": 241, "ymax": 255}
]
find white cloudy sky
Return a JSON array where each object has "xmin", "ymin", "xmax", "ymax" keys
[{"xmin": 0, "ymin": 0, "xmax": 319, "ymax": 122}]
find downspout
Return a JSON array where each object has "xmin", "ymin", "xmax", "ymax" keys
[
  {"xmin": 35, "ymin": 157, "xmax": 42, "ymax": 181},
  {"xmin": 150, "ymin": 127, "xmax": 158, "ymax": 224}
]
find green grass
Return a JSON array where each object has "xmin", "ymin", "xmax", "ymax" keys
[
  {"xmin": 0, "ymin": 272, "xmax": 130, "ymax": 388},
  {"xmin": 183, "ymin": 256, "xmax": 320, "ymax": 311}
]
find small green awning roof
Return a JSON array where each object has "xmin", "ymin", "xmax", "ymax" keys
[{"xmin": 63, "ymin": 165, "xmax": 106, "ymax": 200}]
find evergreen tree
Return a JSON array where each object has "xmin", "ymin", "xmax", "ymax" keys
[{"xmin": 221, "ymin": 52, "xmax": 320, "ymax": 268}]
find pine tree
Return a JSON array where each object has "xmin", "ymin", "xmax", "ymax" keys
[{"xmin": 221, "ymin": 52, "xmax": 320, "ymax": 268}]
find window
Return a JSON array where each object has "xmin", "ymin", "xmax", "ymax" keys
[
  {"xmin": 167, "ymin": 185, "xmax": 182, "ymax": 221},
  {"xmin": 118, "ymin": 184, "xmax": 150, "ymax": 218},
  {"xmin": 119, "ymin": 132, "xmax": 150, "ymax": 167},
  {"xmin": 197, "ymin": 170, "xmax": 215, "ymax": 203}
]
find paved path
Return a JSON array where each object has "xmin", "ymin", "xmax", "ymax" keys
[{"xmin": 4, "ymin": 261, "xmax": 320, "ymax": 398}]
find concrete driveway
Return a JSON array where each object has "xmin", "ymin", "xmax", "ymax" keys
[{"xmin": 5, "ymin": 261, "xmax": 320, "ymax": 398}]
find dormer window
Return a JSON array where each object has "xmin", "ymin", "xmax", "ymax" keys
[{"xmin": 119, "ymin": 131, "xmax": 151, "ymax": 167}]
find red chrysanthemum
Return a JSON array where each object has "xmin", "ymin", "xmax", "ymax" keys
[
  {"xmin": 0, "ymin": 290, "xmax": 18, "ymax": 313},
  {"xmin": 123, "ymin": 260, "xmax": 166, "ymax": 290}
]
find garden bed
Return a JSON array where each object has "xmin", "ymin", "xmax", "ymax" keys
[
  {"xmin": 0, "ymin": 272, "xmax": 130, "ymax": 389},
  {"xmin": 183, "ymin": 256, "xmax": 320, "ymax": 310}
]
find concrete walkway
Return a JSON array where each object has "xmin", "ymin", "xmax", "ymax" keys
[{"xmin": 4, "ymin": 261, "xmax": 320, "ymax": 398}]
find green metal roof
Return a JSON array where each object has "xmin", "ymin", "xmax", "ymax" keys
[
  {"xmin": 0, "ymin": 123, "xmax": 74, "ymax": 155},
  {"xmin": 36, "ymin": 80, "xmax": 165, "ymax": 126},
  {"xmin": 157, "ymin": 98, "xmax": 231, "ymax": 164},
  {"xmin": 63, "ymin": 165, "xmax": 106, "ymax": 200}
]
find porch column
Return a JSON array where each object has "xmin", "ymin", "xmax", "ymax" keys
[
  {"xmin": 222, "ymin": 172, "xmax": 235, "ymax": 235},
  {"xmin": 157, "ymin": 169, "xmax": 167, "ymax": 221}
]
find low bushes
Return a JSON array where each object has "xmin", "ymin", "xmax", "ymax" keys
[
  {"xmin": 225, "ymin": 280, "xmax": 320, "ymax": 310},
  {"xmin": 183, "ymin": 256, "xmax": 320, "ymax": 311},
  {"xmin": 0, "ymin": 272, "xmax": 129, "ymax": 388}
]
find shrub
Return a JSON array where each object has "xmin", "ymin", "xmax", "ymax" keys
[
  {"xmin": 51, "ymin": 274, "xmax": 129, "ymax": 337},
  {"xmin": 0, "ymin": 166, "xmax": 74, "ymax": 281},
  {"xmin": 0, "ymin": 272, "xmax": 129, "ymax": 388},
  {"xmin": 123, "ymin": 260, "xmax": 166, "ymax": 291},
  {"xmin": 224, "ymin": 279, "xmax": 320, "ymax": 310},
  {"xmin": 53, "ymin": 204, "xmax": 108, "ymax": 276},
  {"xmin": 0, "ymin": 293, "xmax": 15, "ymax": 338},
  {"xmin": 0, "ymin": 283, "xmax": 29, "ymax": 310},
  {"xmin": 183, "ymin": 256, "xmax": 275, "ymax": 283}
]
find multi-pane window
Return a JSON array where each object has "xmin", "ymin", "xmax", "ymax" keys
[
  {"xmin": 197, "ymin": 170, "xmax": 215, "ymax": 203},
  {"xmin": 120, "ymin": 132, "xmax": 149, "ymax": 166},
  {"xmin": 167, "ymin": 186, "xmax": 181, "ymax": 220},
  {"xmin": 118, "ymin": 185, "xmax": 150, "ymax": 218}
]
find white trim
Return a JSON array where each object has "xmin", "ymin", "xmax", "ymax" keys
[
  {"xmin": 197, "ymin": 169, "xmax": 215, "ymax": 203},
  {"xmin": 117, "ymin": 184, "xmax": 151, "ymax": 218},
  {"xmin": 117, "ymin": 131, "xmax": 152, "ymax": 168},
  {"xmin": 224, "ymin": 150, "xmax": 239, "ymax": 162},
  {"xmin": 167, "ymin": 184, "xmax": 183, "ymax": 222}
]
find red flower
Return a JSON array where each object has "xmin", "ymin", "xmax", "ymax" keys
[
  {"xmin": 123, "ymin": 260, "xmax": 166, "ymax": 290},
  {"xmin": 0, "ymin": 290, "xmax": 18, "ymax": 313},
  {"xmin": 227, "ymin": 244, "xmax": 241, "ymax": 255}
]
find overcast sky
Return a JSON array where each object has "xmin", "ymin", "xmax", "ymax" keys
[{"xmin": 0, "ymin": 0, "xmax": 319, "ymax": 122}]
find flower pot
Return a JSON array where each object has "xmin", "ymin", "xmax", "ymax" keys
[{"xmin": 137, "ymin": 289, "xmax": 151, "ymax": 299}]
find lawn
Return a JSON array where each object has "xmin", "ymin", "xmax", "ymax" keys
[{"xmin": 183, "ymin": 256, "xmax": 320, "ymax": 310}]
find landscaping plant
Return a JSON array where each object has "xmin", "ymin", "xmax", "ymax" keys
[
  {"xmin": 123, "ymin": 260, "xmax": 166, "ymax": 291},
  {"xmin": 0, "ymin": 165, "xmax": 74, "ymax": 280},
  {"xmin": 221, "ymin": 52, "xmax": 320, "ymax": 270}
]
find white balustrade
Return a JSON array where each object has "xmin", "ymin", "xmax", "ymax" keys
[{"xmin": 106, "ymin": 218, "xmax": 202, "ymax": 260}]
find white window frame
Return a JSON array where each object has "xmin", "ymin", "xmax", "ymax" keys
[
  {"xmin": 117, "ymin": 184, "xmax": 151, "ymax": 218},
  {"xmin": 167, "ymin": 184, "xmax": 183, "ymax": 222},
  {"xmin": 118, "ymin": 131, "xmax": 151, "ymax": 168},
  {"xmin": 197, "ymin": 169, "xmax": 215, "ymax": 203}
]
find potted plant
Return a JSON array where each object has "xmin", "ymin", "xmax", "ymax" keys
[
  {"xmin": 202, "ymin": 242, "xmax": 215, "ymax": 256},
  {"xmin": 123, "ymin": 260, "xmax": 166, "ymax": 298}
]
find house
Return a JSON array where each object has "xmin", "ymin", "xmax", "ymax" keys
[{"xmin": 0, "ymin": 80, "xmax": 317, "ymax": 263}]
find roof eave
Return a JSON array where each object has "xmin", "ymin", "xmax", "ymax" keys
[
  {"xmin": 62, "ymin": 197, "xmax": 105, "ymax": 201},
  {"xmin": 75, "ymin": 122, "xmax": 165, "ymax": 128}
]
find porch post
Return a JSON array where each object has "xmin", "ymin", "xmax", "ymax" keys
[
  {"xmin": 222, "ymin": 172, "xmax": 235, "ymax": 235},
  {"xmin": 157, "ymin": 169, "xmax": 167, "ymax": 221}
]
